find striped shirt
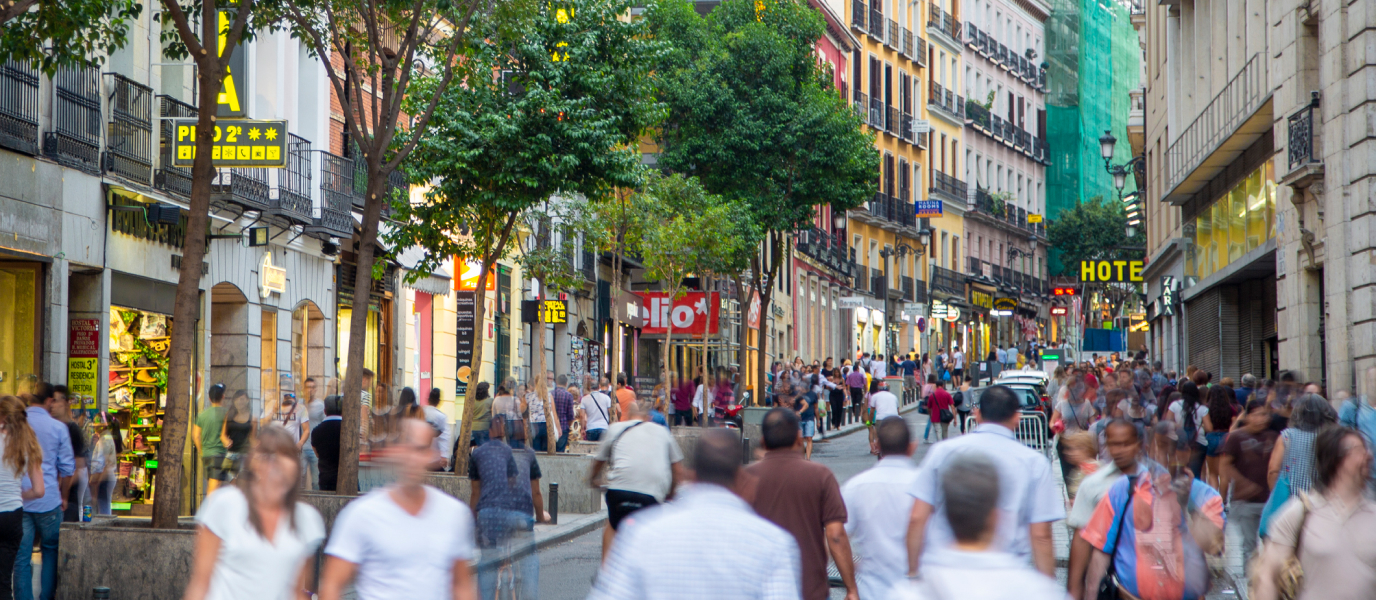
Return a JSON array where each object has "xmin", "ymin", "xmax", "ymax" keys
[{"xmin": 589, "ymin": 484, "xmax": 801, "ymax": 600}]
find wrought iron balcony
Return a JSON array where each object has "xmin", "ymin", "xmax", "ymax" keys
[
  {"xmin": 964, "ymin": 22, "xmax": 980, "ymax": 48},
  {"xmin": 915, "ymin": 36, "xmax": 928, "ymax": 67},
  {"xmin": 901, "ymin": 275, "xmax": 915, "ymax": 301},
  {"xmin": 854, "ymin": 264, "xmax": 871, "ymax": 294},
  {"xmin": 1165, "ymin": 53, "xmax": 1268, "ymax": 197},
  {"xmin": 966, "ymin": 100, "xmax": 990, "ymax": 131},
  {"xmin": 926, "ymin": 3, "xmax": 960, "ymax": 42},
  {"xmin": 888, "ymin": 19, "xmax": 900, "ymax": 50},
  {"xmin": 869, "ymin": 97, "xmax": 885, "ymax": 130},
  {"xmin": 309, "ymin": 149, "xmax": 358, "ymax": 239},
  {"xmin": 1287, "ymin": 92, "xmax": 1320, "ymax": 172},
  {"xmin": 44, "ymin": 64, "xmax": 101, "ymax": 174},
  {"xmin": 887, "ymin": 106, "xmax": 900, "ymax": 136},
  {"xmin": 272, "ymin": 134, "xmax": 314, "ymax": 223},
  {"xmin": 212, "ymin": 167, "xmax": 271, "ymax": 211},
  {"xmin": 581, "ymin": 246, "xmax": 596, "ymax": 281},
  {"xmin": 853, "ymin": 89, "xmax": 868, "ymax": 120},
  {"xmin": 902, "ymin": 28, "xmax": 914, "ymax": 59},
  {"xmin": 0, "ymin": 59, "xmax": 39, "ymax": 155},
  {"xmin": 912, "ymin": 277, "xmax": 928, "ymax": 304},
  {"xmin": 930, "ymin": 265, "xmax": 965, "ymax": 297},
  {"xmin": 104, "ymin": 74, "xmax": 153, "ymax": 185},
  {"xmin": 155, "ymin": 95, "xmax": 196, "ymax": 198},
  {"xmin": 868, "ymin": 6, "xmax": 884, "ymax": 39},
  {"xmin": 796, "ymin": 227, "xmax": 855, "ymax": 277},
  {"xmin": 900, "ymin": 112, "xmax": 914, "ymax": 144},
  {"xmin": 852, "ymin": 0, "xmax": 866, "ymax": 32},
  {"xmin": 929, "ymin": 170, "xmax": 967, "ymax": 203}
]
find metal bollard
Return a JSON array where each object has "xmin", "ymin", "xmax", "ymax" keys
[
  {"xmin": 549, "ymin": 482, "xmax": 559, "ymax": 525},
  {"xmin": 741, "ymin": 437, "xmax": 751, "ymax": 465},
  {"xmin": 92, "ymin": 587, "xmax": 111, "ymax": 600}
]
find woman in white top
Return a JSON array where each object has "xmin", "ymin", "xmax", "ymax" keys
[
  {"xmin": 0, "ymin": 396, "xmax": 45, "ymax": 598},
  {"xmin": 1167, "ymin": 380, "xmax": 1212, "ymax": 478},
  {"xmin": 184, "ymin": 425, "xmax": 325, "ymax": 600}
]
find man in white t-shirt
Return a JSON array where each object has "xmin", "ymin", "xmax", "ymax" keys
[
  {"xmin": 422, "ymin": 388, "xmax": 453, "ymax": 470},
  {"xmin": 951, "ymin": 346, "xmax": 965, "ymax": 380},
  {"xmin": 872, "ymin": 354, "xmax": 888, "ymax": 379},
  {"xmin": 590, "ymin": 400, "xmax": 685, "ymax": 562},
  {"xmin": 262, "ymin": 392, "xmax": 309, "ymax": 447},
  {"xmin": 869, "ymin": 383, "xmax": 901, "ymax": 421},
  {"xmin": 320, "ymin": 419, "xmax": 477, "ymax": 600},
  {"xmin": 579, "ymin": 378, "xmax": 614, "ymax": 442}
]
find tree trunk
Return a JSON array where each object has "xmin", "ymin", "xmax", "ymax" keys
[
  {"xmin": 335, "ymin": 167, "xmax": 389, "ymax": 496},
  {"xmin": 151, "ymin": 26, "xmax": 222, "ymax": 527}
]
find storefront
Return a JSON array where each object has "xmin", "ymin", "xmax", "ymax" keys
[
  {"xmin": 106, "ymin": 303, "xmax": 176, "ymax": 511},
  {"xmin": 0, "ymin": 261, "xmax": 41, "ymax": 396}
]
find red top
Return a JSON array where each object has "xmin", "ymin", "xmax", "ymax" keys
[{"xmin": 927, "ymin": 387, "xmax": 954, "ymax": 413}]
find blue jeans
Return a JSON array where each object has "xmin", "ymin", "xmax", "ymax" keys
[
  {"xmin": 555, "ymin": 426, "xmax": 570, "ymax": 453},
  {"xmin": 472, "ymin": 431, "xmax": 491, "ymax": 447},
  {"xmin": 585, "ymin": 429, "xmax": 606, "ymax": 442},
  {"xmin": 16, "ymin": 507, "xmax": 60, "ymax": 600},
  {"xmin": 301, "ymin": 446, "xmax": 319, "ymax": 490},
  {"xmin": 530, "ymin": 422, "xmax": 548, "ymax": 452},
  {"xmin": 476, "ymin": 509, "xmax": 538, "ymax": 600}
]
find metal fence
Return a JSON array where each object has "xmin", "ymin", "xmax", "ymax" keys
[
  {"xmin": 105, "ymin": 74, "xmax": 153, "ymax": 184},
  {"xmin": 44, "ymin": 64, "xmax": 101, "ymax": 173},
  {"xmin": 154, "ymin": 95, "xmax": 196, "ymax": 197},
  {"xmin": 275, "ymin": 134, "xmax": 314, "ymax": 221},
  {"xmin": 0, "ymin": 59, "xmax": 39, "ymax": 155},
  {"xmin": 1166, "ymin": 54, "xmax": 1268, "ymax": 194},
  {"xmin": 960, "ymin": 413, "xmax": 1050, "ymax": 456}
]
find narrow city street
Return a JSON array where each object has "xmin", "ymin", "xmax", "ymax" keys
[{"xmin": 538, "ymin": 411, "xmax": 937, "ymax": 600}]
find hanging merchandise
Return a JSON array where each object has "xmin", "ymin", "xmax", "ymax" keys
[{"xmin": 106, "ymin": 306, "xmax": 173, "ymax": 511}]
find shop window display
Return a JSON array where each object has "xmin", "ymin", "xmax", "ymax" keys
[{"xmin": 107, "ymin": 306, "xmax": 172, "ymax": 512}]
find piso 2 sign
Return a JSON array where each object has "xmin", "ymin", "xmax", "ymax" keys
[
  {"xmin": 1079, "ymin": 260, "xmax": 1145, "ymax": 283},
  {"xmin": 172, "ymin": 119, "xmax": 289, "ymax": 168}
]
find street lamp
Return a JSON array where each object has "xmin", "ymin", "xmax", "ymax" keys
[
  {"xmin": 1101, "ymin": 129, "xmax": 1146, "ymax": 238},
  {"xmin": 833, "ymin": 210, "xmax": 847, "ymax": 231},
  {"xmin": 1099, "ymin": 130, "xmax": 1117, "ymax": 162}
]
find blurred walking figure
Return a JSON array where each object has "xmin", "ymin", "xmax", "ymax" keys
[
  {"xmin": 424, "ymin": 388, "xmax": 455, "ymax": 467},
  {"xmin": 589, "ymin": 429, "xmax": 802, "ymax": 600},
  {"xmin": 0, "ymin": 396, "xmax": 45, "ymax": 600},
  {"xmin": 589, "ymin": 400, "xmax": 685, "ymax": 562},
  {"xmin": 183, "ymin": 426, "xmax": 326, "ymax": 600},
  {"xmin": 89, "ymin": 415, "xmax": 120, "ymax": 516},
  {"xmin": 193, "ymin": 384, "xmax": 229, "ymax": 494},
  {"xmin": 840, "ymin": 416, "xmax": 918, "ymax": 600},
  {"xmin": 16, "ymin": 385, "xmax": 73, "ymax": 600},
  {"xmin": 1253, "ymin": 426, "xmax": 1376, "ymax": 600},
  {"xmin": 468, "ymin": 416, "xmax": 545, "ymax": 600},
  {"xmin": 906, "ymin": 386, "xmax": 1063, "ymax": 578},
  {"xmin": 1065, "ymin": 419, "xmax": 1143, "ymax": 600},
  {"xmin": 320, "ymin": 419, "xmax": 477, "ymax": 600},
  {"xmin": 892, "ymin": 452, "xmax": 1067, "ymax": 600},
  {"xmin": 744, "ymin": 408, "xmax": 858, "ymax": 600},
  {"xmin": 1219, "ymin": 400, "xmax": 1276, "ymax": 574},
  {"xmin": 310, "ymin": 396, "xmax": 343, "ymax": 492},
  {"xmin": 1259, "ymin": 393, "xmax": 1337, "ymax": 538}
]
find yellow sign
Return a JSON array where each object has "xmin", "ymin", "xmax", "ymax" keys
[
  {"xmin": 260, "ymin": 252, "xmax": 286, "ymax": 298},
  {"xmin": 66, "ymin": 357, "xmax": 99, "ymax": 400},
  {"xmin": 970, "ymin": 291, "xmax": 993, "ymax": 310},
  {"xmin": 542, "ymin": 300, "xmax": 568, "ymax": 324},
  {"xmin": 993, "ymin": 298, "xmax": 1018, "ymax": 311},
  {"xmin": 1079, "ymin": 260, "xmax": 1145, "ymax": 283},
  {"xmin": 1129, "ymin": 320, "xmax": 1150, "ymax": 332},
  {"xmin": 1028, "ymin": 214, "xmax": 1043, "ymax": 223},
  {"xmin": 172, "ymin": 119, "xmax": 289, "ymax": 168}
]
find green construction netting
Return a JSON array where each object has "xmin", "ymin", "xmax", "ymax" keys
[{"xmin": 1045, "ymin": 0, "xmax": 1140, "ymax": 274}]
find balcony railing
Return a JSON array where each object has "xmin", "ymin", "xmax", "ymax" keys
[
  {"xmin": 869, "ymin": 7, "xmax": 884, "ymax": 38},
  {"xmin": 869, "ymin": 96, "xmax": 885, "ymax": 129},
  {"xmin": 852, "ymin": 0, "xmax": 866, "ymax": 31},
  {"xmin": 1166, "ymin": 54, "xmax": 1268, "ymax": 194},
  {"xmin": 888, "ymin": 20, "xmax": 900, "ymax": 50},
  {"xmin": 0, "ymin": 60, "xmax": 39, "ymax": 155},
  {"xmin": 930, "ymin": 265, "xmax": 964, "ymax": 297},
  {"xmin": 927, "ymin": 3, "xmax": 960, "ymax": 41},
  {"xmin": 311, "ymin": 150, "xmax": 358, "ymax": 238},
  {"xmin": 887, "ymin": 106, "xmax": 899, "ymax": 136},
  {"xmin": 927, "ymin": 81, "xmax": 963, "ymax": 119},
  {"xmin": 912, "ymin": 277, "xmax": 928, "ymax": 304},
  {"xmin": 966, "ymin": 99, "xmax": 990, "ymax": 130},
  {"xmin": 1287, "ymin": 92, "xmax": 1320, "ymax": 172},
  {"xmin": 854, "ymin": 264, "xmax": 871, "ymax": 294},
  {"xmin": 273, "ymin": 134, "xmax": 313, "ymax": 223},
  {"xmin": 900, "ymin": 112, "xmax": 914, "ymax": 143},
  {"xmin": 853, "ymin": 88, "xmax": 867, "ymax": 120},
  {"xmin": 796, "ymin": 227, "xmax": 856, "ymax": 278},
  {"xmin": 104, "ymin": 74, "xmax": 153, "ymax": 185},
  {"xmin": 212, "ymin": 167, "xmax": 271, "ymax": 210},
  {"xmin": 866, "ymin": 192, "xmax": 916, "ymax": 228},
  {"xmin": 154, "ymin": 95, "xmax": 196, "ymax": 198},
  {"xmin": 970, "ymin": 187, "xmax": 1046, "ymax": 236},
  {"xmin": 915, "ymin": 36, "xmax": 928, "ymax": 67},
  {"xmin": 902, "ymin": 28, "xmax": 914, "ymax": 59},
  {"xmin": 901, "ymin": 275, "xmax": 914, "ymax": 301},
  {"xmin": 929, "ymin": 170, "xmax": 967, "ymax": 202},
  {"xmin": 44, "ymin": 64, "xmax": 101, "ymax": 174},
  {"xmin": 581, "ymin": 247, "xmax": 596, "ymax": 281}
]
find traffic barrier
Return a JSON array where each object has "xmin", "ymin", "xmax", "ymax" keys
[{"xmin": 960, "ymin": 413, "xmax": 1052, "ymax": 458}]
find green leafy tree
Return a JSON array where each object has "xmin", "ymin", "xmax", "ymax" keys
[
  {"xmin": 634, "ymin": 174, "xmax": 755, "ymax": 404},
  {"xmin": 0, "ymin": 0, "xmax": 142, "ymax": 72},
  {"xmin": 267, "ymin": 0, "xmax": 492, "ymax": 496},
  {"xmin": 390, "ymin": 0, "xmax": 662, "ymax": 475},
  {"xmin": 646, "ymin": 0, "xmax": 878, "ymax": 400},
  {"xmin": 1046, "ymin": 196, "xmax": 1142, "ymax": 275}
]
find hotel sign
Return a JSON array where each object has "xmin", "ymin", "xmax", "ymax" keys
[{"xmin": 173, "ymin": 119, "xmax": 289, "ymax": 167}]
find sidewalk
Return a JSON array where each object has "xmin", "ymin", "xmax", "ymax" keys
[
  {"xmin": 816, "ymin": 395, "xmax": 924, "ymax": 441},
  {"xmin": 473, "ymin": 512, "xmax": 607, "ymax": 570}
]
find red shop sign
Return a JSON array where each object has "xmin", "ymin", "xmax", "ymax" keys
[{"xmin": 635, "ymin": 292, "xmax": 720, "ymax": 335}]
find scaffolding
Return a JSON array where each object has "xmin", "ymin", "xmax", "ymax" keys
[{"xmin": 1045, "ymin": 0, "xmax": 1141, "ymax": 253}]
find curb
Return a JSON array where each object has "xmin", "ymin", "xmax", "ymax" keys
[{"xmin": 474, "ymin": 514, "xmax": 607, "ymax": 570}]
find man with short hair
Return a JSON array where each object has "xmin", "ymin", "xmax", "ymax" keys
[
  {"xmin": 302, "ymin": 377, "xmax": 324, "ymax": 488},
  {"xmin": 871, "ymin": 354, "xmax": 887, "ymax": 379},
  {"xmin": 312, "ymin": 395, "xmax": 344, "ymax": 492},
  {"xmin": 995, "ymin": 345, "xmax": 1009, "ymax": 373},
  {"xmin": 552, "ymin": 374, "xmax": 576, "ymax": 452},
  {"xmin": 589, "ymin": 400, "xmax": 685, "ymax": 562},
  {"xmin": 613, "ymin": 374, "xmax": 637, "ymax": 423},
  {"xmin": 193, "ymin": 383, "xmax": 229, "ymax": 493},
  {"xmin": 589, "ymin": 429, "xmax": 801, "ymax": 600},
  {"xmin": 579, "ymin": 380, "xmax": 614, "ymax": 442},
  {"xmin": 17, "ymin": 384, "xmax": 75, "ymax": 600},
  {"xmin": 1221, "ymin": 400, "xmax": 1276, "ymax": 573},
  {"xmin": 1236, "ymin": 373, "xmax": 1257, "ymax": 405},
  {"xmin": 842, "ymin": 417, "xmax": 919, "ymax": 599},
  {"xmin": 900, "ymin": 355, "xmax": 919, "ymax": 397},
  {"xmin": 321, "ymin": 420, "xmax": 478, "ymax": 600},
  {"xmin": 892, "ymin": 452, "xmax": 1067, "ymax": 600},
  {"xmin": 745, "ymin": 409, "xmax": 858, "ymax": 600},
  {"xmin": 950, "ymin": 345, "xmax": 965, "ymax": 381},
  {"xmin": 1066, "ymin": 418, "xmax": 1144, "ymax": 599},
  {"xmin": 424, "ymin": 388, "xmax": 453, "ymax": 469},
  {"xmin": 469, "ymin": 416, "xmax": 545, "ymax": 598},
  {"xmin": 906, "ymin": 385, "xmax": 1063, "ymax": 577}
]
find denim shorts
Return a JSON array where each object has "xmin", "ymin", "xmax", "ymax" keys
[{"xmin": 800, "ymin": 419, "xmax": 816, "ymax": 438}]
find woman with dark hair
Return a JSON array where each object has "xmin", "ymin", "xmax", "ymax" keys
[
  {"xmin": 1258, "ymin": 393, "xmax": 1338, "ymax": 539},
  {"xmin": 1204, "ymin": 384, "xmax": 1237, "ymax": 490},
  {"xmin": 469, "ymin": 382, "xmax": 493, "ymax": 447},
  {"xmin": 220, "ymin": 391, "xmax": 255, "ymax": 480},
  {"xmin": 1253, "ymin": 426, "xmax": 1376, "ymax": 600},
  {"xmin": 1168, "ymin": 381, "xmax": 1211, "ymax": 479},
  {"xmin": 184, "ymin": 425, "xmax": 326, "ymax": 600}
]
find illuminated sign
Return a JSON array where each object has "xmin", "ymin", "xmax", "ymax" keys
[
  {"xmin": 915, "ymin": 200, "xmax": 944, "ymax": 218},
  {"xmin": 1050, "ymin": 306, "xmax": 1069, "ymax": 316},
  {"xmin": 1079, "ymin": 260, "xmax": 1145, "ymax": 283},
  {"xmin": 455, "ymin": 259, "xmax": 496, "ymax": 291},
  {"xmin": 173, "ymin": 119, "xmax": 288, "ymax": 167},
  {"xmin": 992, "ymin": 298, "xmax": 1018, "ymax": 311},
  {"xmin": 1053, "ymin": 287, "xmax": 1078, "ymax": 296},
  {"xmin": 542, "ymin": 300, "xmax": 567, "ymax": 323},
  {"xmin": 943, "ymin": 306, "xmax": 961, "ymax": 322},
  {"xmin": 1160, "ymin": 276, "xmax": 1177, "ymax": 316},
  {"xmin": 216, "ymin": 10, "xmax": 247, "ymax": 117},
  {"xmin": 970, "ymin": 290, "xmax": 993, "ymax": 310},
  {"xmin": 1130, "ymin": 320, "xmax": 1150, "ymax": 332},
  {"xmin": 1028, "ymin": 214, "xmax": 1043, "ymax": 223},
  {"xmin": 260, "ymin": 252, "xmax": 286, "ymax": 298}
]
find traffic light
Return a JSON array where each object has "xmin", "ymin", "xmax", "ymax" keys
[{"xmin": 1052, "ymin": 287, "xmax": 1078, "ymax": 296}]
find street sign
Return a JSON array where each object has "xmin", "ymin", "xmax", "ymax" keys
[
  {"xmin": 911, "ymin": 119, "xmax": 931, "ymax": 134},
  {"xmin": 838, "ymin": 296, "xmax": 866, "ymax": 310},
  {"xmin": 172, "ymin": 119, "xmax": 289, "ymax": 167},
  {"xmin": 901, "ymin": 302, "xmax": 923, "ymax": 313},
  {"xmin": 1028, "ymin": 214, "xmax": 1043, "ymax": 223},
  {"xmin": 915, "ymin": 200, "xmax": 943, "ymax": 218}
]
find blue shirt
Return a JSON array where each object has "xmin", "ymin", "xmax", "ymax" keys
[
  {"xmin": 22, "ymin": 406, "xmax": 75, "ymax": 513},
  {"xmin": 1339, "ymin": 397, "xmax": 1376, "ymax": 479},
  {"xmin": 900, "ymin": 360, "xmax": 917, "ymax": 376}
]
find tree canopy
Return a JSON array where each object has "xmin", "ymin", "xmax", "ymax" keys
[
  {"xmin": 0, "ymin": 0, "xmax": 142, "ymax": 72},
  {"xmin": 1046, "ymin": 196, "xmax": 1143, "ymax": 276}
]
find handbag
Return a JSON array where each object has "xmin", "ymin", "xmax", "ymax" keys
[
  {"xmin": 937, "ymin": 407, "xmax": 953, "ymax": 423},
  {"xmin": 1249, "ymin": 493, "xmax": 1310, "ymax": 600},
  {"xmin": 1096, "ymin": 481, "xmax": 1136, "ymax": 600},
  {"xmin": 918, "ymin": 399, "xmax": 929, "ymax": 415}
]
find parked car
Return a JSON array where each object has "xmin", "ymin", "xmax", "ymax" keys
[{"xmin": 966, "ymin": 383, "xmax": 1053, "ymax": 449}]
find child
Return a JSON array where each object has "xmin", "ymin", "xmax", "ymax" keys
[{"xmin": 1060, "ymin": 431, "xmax": 1099, "ymax": 503}]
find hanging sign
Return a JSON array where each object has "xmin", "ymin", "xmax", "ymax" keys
[
  {"xmin": 1160, "ymin": 276, "xmax": 1177, "ymax": 316},
  {"xmin": 915, "ymin": 200, "xmax": 944, "ymax": 218},
  {"xmin": 259, "ymin": 252, "xmax": 286, "ymax": 298},
  {"xmin": 1079, "ymin": 260, "xmax": 1145, "ymax": 283},
  {"xmin": 172, "ymin": 119, "xmax": 289, "ymax": 167},
  {"xmin": 943, "ymin": 306, "xmax": 961, "ymax": 322},
  {"xmin": 215, "ymin": 9, "xmax": 247, "ymax": 117},
  {"xmin": 746, "ymin": 290, "xmax": 762, "ymax": 330},
  {"xmin": 455, "ymin": 291, "xmax": 476, "ymax": 395},
  {"xmin": 1050, "ymin": 306, "xmax": 1069, "ymax": 316},
  {"xmin": 542, "ymin": 300, "xmax": 568, "ymax": 324},
  {"xmin": 634, "ymin": 292, "xmax": 720, "ymax": 335},
  {"xmin": 455, "ymin": 259, "xmax": 496, "ymax": 291}
]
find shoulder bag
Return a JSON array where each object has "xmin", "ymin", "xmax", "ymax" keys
[
  {"xmin": 1249, "ymin": 493, "xmax": 1311, "ymax": 600},
  {"xmin": 1096, "ymin": 480, "xmax": 1137, "ymax": 600}
]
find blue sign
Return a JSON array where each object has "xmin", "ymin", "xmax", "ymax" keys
[{"xmin": 915, "ymin": 200, "xmax": 943, "ymax": 218}]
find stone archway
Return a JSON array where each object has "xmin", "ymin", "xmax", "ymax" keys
[{"xmin": 209, "ymin": 282, "xmax": 251, "ymax": 396}]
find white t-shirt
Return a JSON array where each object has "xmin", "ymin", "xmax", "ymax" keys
[
  {"xmin": 268, "ymin": 405, "xmax": 309, "ymax": 445},
  {"xmin": 593, "ymin": 420, "xmax": 684, "ymax": 501},
  {"xmin": 872, "ymin": 362, "xmax": 887, "ymax": 379},
  {"xmin": 953, "ymin": 351, "xmax": 965, "ymax": 369},
  {"xmin": 870, "ymin": 391, "xmax": 900, "ymax": 420},
  {"xmin": 581, "ymin": 392, "xmax": 613, "ymax": 431},
  {"xmin": 1168, "ymin": 400, "xmax": 1210, "ymax": 445},
  {"xmin": 195, "ymin": 487, "xmax": 326, "ymax": 600},
  {"xmin": 0, "ymin": 433, "xmax": 23, "ymax": 512},
  {"xmin": 325, "ymin": 486, "xmax": 476, "ymax": 600},
  {"xmin": 422, "ymin": 405, "xmax": 453, "ymax": 460}
]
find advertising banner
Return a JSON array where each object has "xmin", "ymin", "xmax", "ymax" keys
[{"xmin": 635, "ymin": 292, "xmax": 720, "ymax": 335}]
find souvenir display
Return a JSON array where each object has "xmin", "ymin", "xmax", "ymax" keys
[{"xmin": 107, "ymin": 306, "xmax": 172, "ymax": 512}]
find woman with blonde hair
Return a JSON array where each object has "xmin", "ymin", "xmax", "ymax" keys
[
  {"xmin": 0, "ymin": 396, "xmax": 45, "ymax": 599},
  {"xmin": 184, "ymin": 425, "xmax": 325, "ymax": 600}
]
